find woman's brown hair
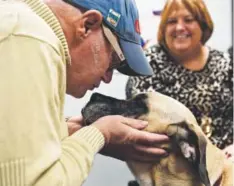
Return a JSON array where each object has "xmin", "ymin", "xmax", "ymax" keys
[{"xmin": 158, "ymin": 0, "xmax": 214, "ymax": 49}]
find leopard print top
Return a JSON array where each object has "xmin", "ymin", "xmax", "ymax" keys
[{"xmin": 126, "ymin": 45, "xmax": 233, "ymax": 149}]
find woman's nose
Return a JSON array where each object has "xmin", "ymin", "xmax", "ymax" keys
[
  {"xmin": 176, "ymin": 20, "xmax": 186, "ymax": 30},
  {"xmin": 102, "ymin": 70, "xmax": 113, "ymax": 84}
]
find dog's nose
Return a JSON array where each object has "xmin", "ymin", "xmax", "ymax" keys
[
  {"xmin": 90, "ymin": 92, "xmax": 109, "ymax": 103},
  {"xmin": 90, "ymin": 93, "xmax": 101, "ymax": 102},
  {"xmin": 128, "ymin": 180, "xmax": 139, "ymax": 186}
]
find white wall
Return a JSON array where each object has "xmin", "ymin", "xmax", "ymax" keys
[{"xmin": 64, "ymin": 1, "xmax": 232, "ymax": 185}]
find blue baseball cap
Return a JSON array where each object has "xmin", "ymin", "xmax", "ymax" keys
[{"xmin": 66, "ymin": 0, "xmax": 153, "ymax": 76}]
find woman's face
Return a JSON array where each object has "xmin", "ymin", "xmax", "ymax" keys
[{"xmin": 164, "ymin": 3, "xmax": 203, "ymax": 55}]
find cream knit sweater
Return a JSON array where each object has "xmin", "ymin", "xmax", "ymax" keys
[{"xmin": 0, "ymin": 0, "xmax": 105, "ymax": 185}]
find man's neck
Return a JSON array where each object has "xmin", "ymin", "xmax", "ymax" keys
[{"xmin": 44, "ymin": 0, "xmax": 80, "ymax": 48}]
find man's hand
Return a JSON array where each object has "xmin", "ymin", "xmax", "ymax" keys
[
  {"xmin": 92, "ymin": 115, "xmax": 169, "ymax": 162},
  {"xmin": 66, "ymin": 116, "xmax": 84, "ymax": 136},
  {"xmin": 100, "ymin": 143, "xmax": 168, "ymax": 162}
]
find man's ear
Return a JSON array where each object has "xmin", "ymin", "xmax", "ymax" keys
[
  {"xmin": 76, "ymin": 10, "xmax": 103, "ymax": 38},
  {"xmin": 167, "ymin": 121, "xmax": 211, "ymax": 186}
]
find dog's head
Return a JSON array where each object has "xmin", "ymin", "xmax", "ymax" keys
[{"xmin": 82, "ymin": 92, "xmax": 210, "ymax": 186}]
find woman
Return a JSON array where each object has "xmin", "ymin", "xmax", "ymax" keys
[{"xmin": 126, "ymin": 0, "xmax": 233, "ymax": 151}]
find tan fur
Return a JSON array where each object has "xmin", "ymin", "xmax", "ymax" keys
[{"xmin": 127, "ymin": 92, "xmax": 233, "ymax": 186}]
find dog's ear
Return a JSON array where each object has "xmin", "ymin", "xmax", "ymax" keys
[{"xmin": 167, "ymin": 121, "xmax": 211, "ymax": 186}]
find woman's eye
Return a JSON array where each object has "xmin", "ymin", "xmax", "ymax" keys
[
  {"xmin": 185, "ymin": 18, "xmax": 195, "ymax": 23},
  {"xmin": 167, "ymin": 19, "xmax": 177, "ymax": 24}
]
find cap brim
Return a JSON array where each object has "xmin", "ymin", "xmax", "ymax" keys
[{"xmin": 117, "ymin": 39, "xmax": 153, "ymax": 76}]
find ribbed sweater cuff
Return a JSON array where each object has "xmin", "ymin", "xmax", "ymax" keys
[
  {"xmin": 0, "ymin": 158, "xmax": 25, "ymax": 186},
  {"xmin": 72, "ymin": 126, "xmax": 105, "ymax": 154}
]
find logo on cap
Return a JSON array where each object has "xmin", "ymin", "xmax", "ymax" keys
[{"xmin": 107, "ymin": 9, "xmax": 121, "ymax": 27}]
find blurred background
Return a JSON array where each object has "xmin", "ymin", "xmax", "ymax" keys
[{"xmin": 64, "ymin": 0, "xmax": 232, "ymax": 185}]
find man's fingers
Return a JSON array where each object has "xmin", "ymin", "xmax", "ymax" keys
[
  {"xmin": 67, "ymin": 122, "xmax": 83, "ymax": 135},
  {"xmin": 133, "ymin": 144, "xmax": 168, "ymax": 156},
  {"xmin": 68, "ymin": 115, "xmax": 83, "ymax": 123},
  {"xmin": 121, "ymin": 117, "xmax": 148, "ymax": 130},
  {"xmin": 120, "ymin": 116, "xmax": 169, "ymax": 145},
  {"xmin": 100, "ymin": 143, "xmax": 168, "ymax": 162},
  {"xmin": 130, "ymin": 130, "xmax": 169, "ymax": 145}
]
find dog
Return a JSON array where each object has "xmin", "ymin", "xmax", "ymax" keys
[{"xmin": 81, "ymin": 92, "xmax": 233, "ymax": 186}]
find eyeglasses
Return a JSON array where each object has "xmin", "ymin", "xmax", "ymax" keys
[
  {"xmin": 107, "ymin": 52, "xmax": 126, "ymax": 70},
  {"xmin": 102, "ymin": 24, "xmax": 126, "ymax": 70}
]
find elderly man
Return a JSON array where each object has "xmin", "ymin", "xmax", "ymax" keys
[{"xmin": 0, "ymin": 0, "xmax": 169, "ymax": 185}]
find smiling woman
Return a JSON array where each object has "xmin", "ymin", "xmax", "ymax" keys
[
  {"xmin": 157, "ymin": 0, "xmax": 213, "ymax": 71},
  {"xmin": 164, "ymin": 6, "xmax": 203, "ymax": 58},
  {"xmin": 126, "ymin": 0, "xmax": 233, "ymax": 152}
]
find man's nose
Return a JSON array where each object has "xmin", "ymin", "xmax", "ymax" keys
[{"xmin": 102, "ymin": 70, "xmax": 113, "ymax": 84}]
